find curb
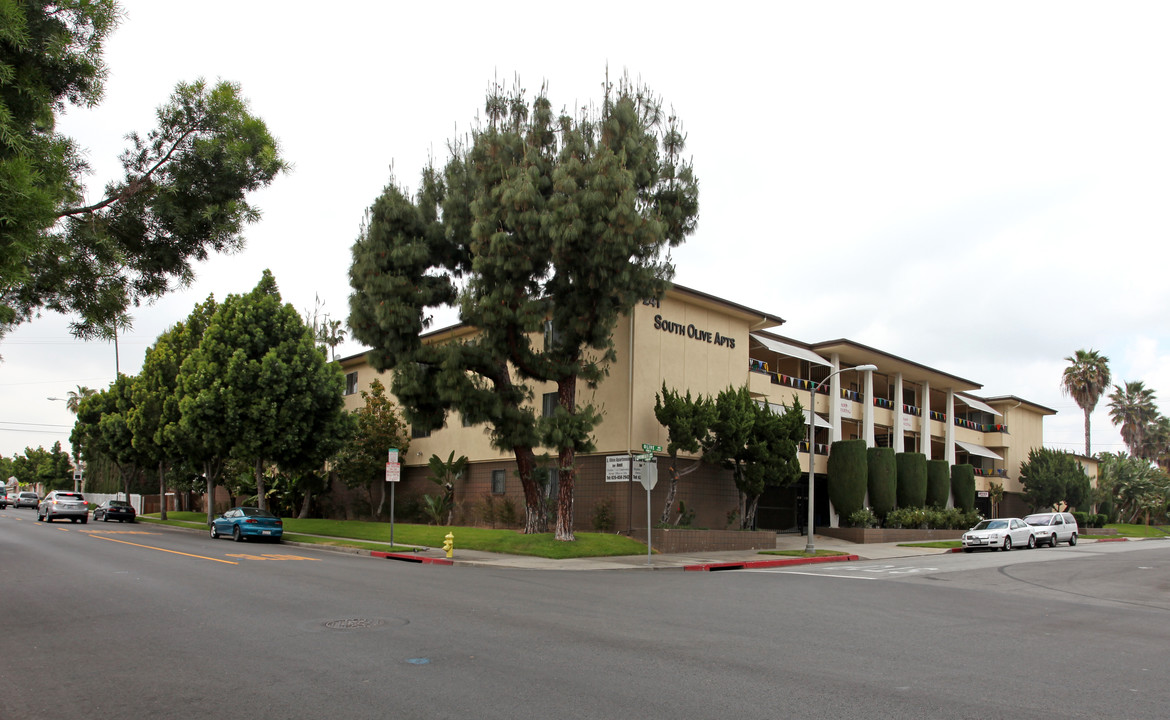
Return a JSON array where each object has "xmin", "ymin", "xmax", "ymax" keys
[
  {"xmin": 373, "ymin": 551, "xmax": 454, "ymax": 565},
  {"xmin": 683, "ymin": 554, "xmax": 860, "ymax": 572}
]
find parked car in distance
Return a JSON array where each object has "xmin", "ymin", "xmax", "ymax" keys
[
  {"xmin": 0, "ymin": 492, "xmax": 7, "ymax": 509},
  {"xmin": 14, "ymin": 491, "xmax": 40, "ymax": 509},
  {"xmin": 210, "ymin": 507, "xmax": 283, "ymax": 543},
  {"xmin": 93, "ymin": 499, "xmax": 136, "ymax": 523},
  {"xmin": 1023, "ymin": 512, "xmax": 1078, "ymax": 547},
  {"xmin": 962, "ymin": 518, "xmax": 1036, "ymax": 552},
  {"xmin": 37, "ymin": 490, "xmax": 88, "ymax": 523}
]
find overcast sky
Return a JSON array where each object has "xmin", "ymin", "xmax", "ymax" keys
[{"xmin": 4, "ymin": 1, "xmax": 1169, "ymax": 461}]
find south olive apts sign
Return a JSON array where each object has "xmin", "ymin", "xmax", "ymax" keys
[{"xmin": 651, "ymin": 314, "xmax": 736, "ymax": 349}]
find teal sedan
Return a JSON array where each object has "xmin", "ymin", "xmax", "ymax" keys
[{"xmin": 210, "ymin": 507, "xmax": 283, "ymax": 543}]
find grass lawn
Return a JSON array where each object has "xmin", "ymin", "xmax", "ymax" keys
[
  {"xmin": 140, "ymin": 512, "xmax": 649, "ymax": 558},
  {"xmin": 1101, "ymin": 523, "xmax": 1170, "ymax": 538}
]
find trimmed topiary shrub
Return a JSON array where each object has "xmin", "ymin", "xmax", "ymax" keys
[
  {"xmin": 1072, "ymin": 511, "xmax": 1089, "ymax": 528},
  {"xmin": 867, "ymin": 447, "xmax": 897, "ymax": 519},
  {"xmin": 927, "ymin": 459, "xmax": 951, "ymax": 508},
  {"xmin": 950, "ymin": 463, "xmax": 975, "ymax": 512},
  {"xmin": 896, "ymin": 452, "xmax": 927, "ymax": 508},
  {"xmin": 828, "ymin": 439, "xmax": 868, "ymax": 520}
]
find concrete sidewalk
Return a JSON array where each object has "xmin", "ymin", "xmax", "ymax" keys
[{"xmin": 368, "ymin": 532, "xmax": 960, "ymax": 571}]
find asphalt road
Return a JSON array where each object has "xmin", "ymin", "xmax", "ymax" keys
[{"xmin": 1, "ymin": 509, "xmax": 1167, "ymax": 719}]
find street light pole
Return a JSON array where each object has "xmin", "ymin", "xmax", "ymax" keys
[{"xmin": 805, "ymin": 363, "xmax": 878, "ymax": 554}]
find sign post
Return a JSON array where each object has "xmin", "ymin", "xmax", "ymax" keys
[
  {"xmin": 638, "ymin": 444, "xmax": 660, "ymax": 565},
  {"xmin": 386, "ymin": 449, "xmax": 400, "ymax": 548}
]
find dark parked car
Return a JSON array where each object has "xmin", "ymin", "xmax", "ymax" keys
[
  {"xmin": 93, "ymin": 499, "xmax": 137, "ymax": 523},
  {"xmin": 210, "ymin": 507, "xmax": 283, "ymax": 542}
]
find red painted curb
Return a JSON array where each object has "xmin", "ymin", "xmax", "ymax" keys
[
  {"xmin": 683, "ymin": 554, "xmax": 860, "ymax": 572},
  {"xmin": 372, "ymin": 551, "xmax": 454, "ymax": 565}
]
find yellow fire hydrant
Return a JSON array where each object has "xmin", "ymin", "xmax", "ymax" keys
[{"xmin": 443, "ymin": 531, "xmax": 455, "ymax": 558}]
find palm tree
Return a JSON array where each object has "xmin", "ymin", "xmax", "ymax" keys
[
  {"xmin": 1139, "ymin": 414, "xmax": 1170, "ymax": 469},
  {"xmin": 65, "ymin": 385, "xmax": 97, "ymax": 414},
  {"xmin": 1060, "ymin": 349, "xmax": 1111, "ymax": 456},
  {"xmin": 1108, "ymin": 381, "xmax": 1159, "ymax": 457}
]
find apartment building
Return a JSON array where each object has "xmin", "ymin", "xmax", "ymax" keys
[{"xmin": 339, "ymin": 285, "xmax": 1053, "ymax": 531}]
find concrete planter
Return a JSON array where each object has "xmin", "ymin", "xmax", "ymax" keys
[{"xmin": 630, "ymin": 528, "xmax": 776, "ymax": 553}]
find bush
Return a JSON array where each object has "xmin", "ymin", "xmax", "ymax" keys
[
  {"xmin": 950, "ymin": 464, "xmax": 975, "ymax": 512},
  {"xmin": 926, "ymin": 460, "xmax": 950, "ymax": 508},
  {"xmin": 867, "ymin": 448, "xmax": 897, "ymax": 519},
  {"xmin": 896, "ymin": 453, "xmax": 927, "ymax": 508},
  {"xmin": 885, "ymin": 505, "xmax": 981, "ymax": 530},
  {"xmin": 1072, "ymin": 511, "xmax": 1089, "ymax": 528},
  {"xmin": 1093, "ymin": 513, "xmax": 1107, "ymax": 528},
  {"xmin": 846, "ymin": 507, "xmax": 880, "ymax": 529},
  {"xmin": 497, "ymin": 497, "xmax": 519, "ymax": 527},
  {"xmin": 828, "ymin": 439, "xmax": 868, "ymax": 519},
  {"xmin": 886, "ymin": 506, "xmax": 928, "ymax": 529},
  {"xmin": 592, "ymin": 500, "xmax": 614, "ymax": 532}
]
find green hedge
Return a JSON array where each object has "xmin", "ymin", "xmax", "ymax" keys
[
  {"xmin": 926, "ymin": 459, "xmax": 950, "ymax": 508},
  {"xmin": 950, "ymin": 463, "xmax": 975, "ymax": 512},
  {"xmin": 828, "ymin": 439, "xmax": 868, "ymax": 519},
  {"xmin": 867, "ymin": 447, "xmax": 897, "ymax": 518},
  {"xmin": 896, "ymin": 452, "xmax": 927, "ymax": 508}
]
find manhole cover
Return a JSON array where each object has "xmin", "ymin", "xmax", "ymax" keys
[{"xmin": 324, "ymin": 618, "xmax": 387, "ymax": 630}]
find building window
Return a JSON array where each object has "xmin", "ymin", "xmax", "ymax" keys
[
  {"xmin": 491, "ymin": 470, "xmax": 506, "ymax": 495},
  {"xmin": 462, "ymin": 413, "xmax": 475, "ymax": 428},
  {"xmin": 542, "ymin": 391, "xmax": 558, "ymax": 418},
  {"xmin": 344, "ymin": 372, "xmax": 358, "ymax": 396},
  {"xmin": 411, "ymin": 425, "xmax": 430, "ymax": 439}
]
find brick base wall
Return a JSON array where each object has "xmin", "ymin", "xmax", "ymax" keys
[
  {"xmin": 629, "ymin": 528, "xmax": 777, "ymax": 553},
  {"xmin": 818, "ymin": 527, "xmax": 964, "ymax": 543}
]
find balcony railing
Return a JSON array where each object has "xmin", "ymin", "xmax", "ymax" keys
[
  {"xmin": 798, "ymin": 440, "xmax": 830, "ymax": 455},
  {"xmin": 771, "ymin": 372, "xmax": 831, "ymax": 395},
  {"xmin": 955, "ymin": 418, "xmax": 1009, "ymax": 433},
  {"xmin": 973, "ymin": 468, "xmax": 1008, "ymax": 477}
]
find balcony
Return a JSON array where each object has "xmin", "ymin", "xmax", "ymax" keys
[{"xmin": 973, "ymin": 468, "xmax": 1008, "ymax": 478}]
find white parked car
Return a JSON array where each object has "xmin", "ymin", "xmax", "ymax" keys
[
  {"xmin": 962, "ymin": 518, "xmax": 1036, "ymax": 552},
  {"xmin": 1023, "ymin": 512, "xmax": 1079, "ymax": 547}
]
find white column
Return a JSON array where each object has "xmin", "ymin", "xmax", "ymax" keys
[
  {"xmin": 893, "ymin": 373, "xmax": 905, "ymax": 453},
  {"xmin": 921, "ymin": 381, "xmax": 932, "ymax": 459},
  {"xmin": 863, "ymin": 368, "xmax": 875, "ymax": 447},
  {"xmin": 828, "ymin": 353, "xmax": 842, "ymax": 443},
  {"xmin": 945, "ymin": 389, "xmax": 956, "ymax": 465}
]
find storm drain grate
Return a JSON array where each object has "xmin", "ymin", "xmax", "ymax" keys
[{"xmin": 324, "ymin": 618, "xmax": 386, "ymax": 630}]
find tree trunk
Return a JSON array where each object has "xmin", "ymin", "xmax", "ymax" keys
[
  {"xmin": 554, "ymin": 377, "xmax": 577, "ymax": 542},
  {"xmin": 515, "ymin": 446, "xmax": 546, "ymax": 534},
  {"xmin": 659, "ymin": 459, "xmax": 701, "ymax": 525},
  {"xmin": 254, "ymin": 458, "xmax": 266, "ymax": 511},
  {"xmin": 1083, "ymin": 407, "xmax": 1092, "ymax": 457},
  {"xmin": 204, "ymin": 465, "xmax": 216, "ymax": 526},
  {"xmin": 298, "ymin": 489, "xmax": 312, "ymax": 519},
  {"xmin": 158, "ymin": 460, "xmax": 167, "ymax": 521},
  {"xmin": 376, "ymin": 478, "xmax": 386, "ymax": 518},
  {"xmin": 744, "ymin": 495, "xmax": 760, "ymax": 530}
]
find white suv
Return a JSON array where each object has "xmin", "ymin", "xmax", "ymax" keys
[
  {"xmin": 1023, "ymin": 512, "xmax": 1078, "ymax": 547},
  {"xmin": 37, "ymin": 491, "xmax": 89, "ymax": 524}
]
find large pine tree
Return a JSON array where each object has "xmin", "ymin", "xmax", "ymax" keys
[{"xmin": 350, "ymin": 77, "xmax": 699, "ymax": 539}]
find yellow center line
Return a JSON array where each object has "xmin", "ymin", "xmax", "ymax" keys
[{"xmin": 88, "ymin": 533, "xmax": 239, "ymax": 564}]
